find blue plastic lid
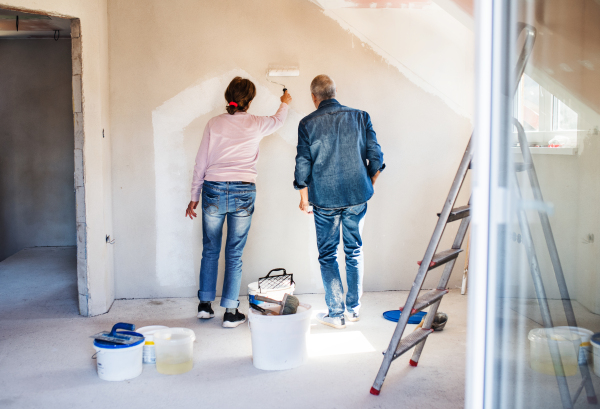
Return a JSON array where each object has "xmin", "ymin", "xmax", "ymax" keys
[
  {"xmin": 383, "ymin": 310, "xmax": 426, "ymax": 324},
  {"xmin": 93, "ymin": 331, "xmax": 145, "ymax": 349},
  {"xmin": 591, "ymin": 332, "xmax": 600, "ymax": 346}
]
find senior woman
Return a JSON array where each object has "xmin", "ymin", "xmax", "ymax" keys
[{"xmin": 186, "ymin": 76, "xmax": 292, "ymax": 328}]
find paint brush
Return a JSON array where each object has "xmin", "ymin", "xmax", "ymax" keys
[{"xmin": 253, "ymin": 293, "xmax": 300, "ymax": 315}]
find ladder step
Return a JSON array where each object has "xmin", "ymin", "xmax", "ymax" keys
[
  {"xmin": 417, "ymin": 248, "xmax": 463, "ymax": 270},
  {"xmin": 515, "ymin": 162, "xmax": 532, "ymax": 172},
  {"xmin": 400, "ymin": 289, "xmax": 449, "ymax": 315},
  {"xmin": 391, "ymin": 328, "xmax": 433, "ymax": 360},
  {"xmin": 437, "ymin": 205, "xmax": 470, "ymax": 222}
]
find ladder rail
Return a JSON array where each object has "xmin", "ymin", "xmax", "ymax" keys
[
  {"xmin": 438, "ymin": 210, "xmax": 471, "ymax": 289},
  {"xmin": 513, "ymin": 23, "xmax": 536, "ymax": 95}
]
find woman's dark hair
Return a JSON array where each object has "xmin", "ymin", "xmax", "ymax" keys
[{"xmin": 225, "ymin": 77, "xmax": 256, "ymax": 115}]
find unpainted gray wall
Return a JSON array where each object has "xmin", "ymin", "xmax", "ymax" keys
[{"xmin": 0, "ymin": 40, "xmax": 75, "ymax": 261}]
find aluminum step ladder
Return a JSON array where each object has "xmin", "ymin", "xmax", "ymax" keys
[
  {"xmin": 370, "ymin": 22, "xmax": 538, "ymax": 398},
  {"xmin": 513, "ymin": 119, "xmax": 597, "ymax": 408},
  {"xmin": 369, "ymin": 136, "xmax": 473, "ymax": 396}
]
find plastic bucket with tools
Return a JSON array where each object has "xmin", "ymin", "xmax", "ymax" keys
[
  {"xmin": 248, "ymin": 302, "xmax": 311, "ymax": 370},
  {"xmin": 248, "ymin": 268, "xmax": 295, "ymax": 305},
  {"xmin": 92, "ymin": 323, "xmax": 145, "ymax": 381}
]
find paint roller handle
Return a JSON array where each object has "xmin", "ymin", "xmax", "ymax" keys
[
  {"xmin": 253, "ymin": 295, "xmax": 282, "ymax": 305},
  {"xmin": 281, "ymin": 90, "xmax": 292, "ymax": 105}
]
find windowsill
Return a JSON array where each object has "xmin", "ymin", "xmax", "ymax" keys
[{"xmin": 512, "ymin": 147, "xmax": 578, "ymax": 155}]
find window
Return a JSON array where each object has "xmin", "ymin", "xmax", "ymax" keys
[
  {"xmin": 552, "ymin": 97, "xmax": 578, "ymax": 131},
  {"xmin": 513, "ymin": 74, "xmax": 579, "ymax": 150}
]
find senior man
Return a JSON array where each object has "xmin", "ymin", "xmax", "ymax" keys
[{"xmin": 294, "ymin": 75, "xmax": 385, "ymax": 329}]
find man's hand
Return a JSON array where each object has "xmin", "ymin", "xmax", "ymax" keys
[
  {"xmin": 298, "ymin": 188, "xmax": 313, "ymax": 214},
  {"xmin": 371, "ymin": 170, "xmax": 381, "ymax": 187},
  {"xmin": 281, "ymin": 90, "xmax": 292, "ymax": 105},
  {"xmin": 186, "ymin": 201, "xmax": 199, "ymax": 220}
]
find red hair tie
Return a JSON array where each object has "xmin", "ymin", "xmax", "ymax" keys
[{"xmin": 229, "ymin": 102, "xmax": 238, "ymax": 107}]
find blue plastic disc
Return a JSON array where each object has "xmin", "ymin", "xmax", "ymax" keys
[{"xmin": 383, "ymin": 310, "xmax": 426, "ymax": 324}]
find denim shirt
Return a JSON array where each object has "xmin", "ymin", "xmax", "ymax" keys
[{"xmin": 293, "ymin": 99, "xmax": 385, "ymax": 209}]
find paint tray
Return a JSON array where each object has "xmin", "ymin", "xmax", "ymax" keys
[
  {"xmin": 383, "ymin": 310, "xmax": 426, "ymax": 324},
  {"xmin": 258, "ymin": 268, "xmax": 294, "ymax": 291},
  {"xmin": 91, "ymin": 322, "xmax": 144, "ymax": 346}
]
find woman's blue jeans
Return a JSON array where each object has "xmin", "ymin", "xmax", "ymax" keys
[
  {"xmin": 198, "ymin": 181, "xmax": 256, "ymax": 308},
  {"xmin": 313, "ymin": 203, "xmax": 367, "ymax": 318}
]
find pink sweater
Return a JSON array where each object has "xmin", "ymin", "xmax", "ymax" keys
[{"xmin": 191, "ymin": 103, "xmax": 289, "ymax": 201}]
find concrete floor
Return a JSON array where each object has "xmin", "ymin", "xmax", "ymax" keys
[{"xmin": 0, "ymin": 247, "xmax": 468, "ymax": 409}]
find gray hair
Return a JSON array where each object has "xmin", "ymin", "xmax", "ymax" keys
[{"xmin": 310, "ymin": 75, "xmax": 336, "ymax": 101}]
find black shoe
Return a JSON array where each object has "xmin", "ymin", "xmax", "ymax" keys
[
  {"xmin": 197, "ymin": 302, "xmax": 214, "ymax": 319},
  {"xmin": 222, "ymin": 309, "xmax": 246, "ymax": 328}
]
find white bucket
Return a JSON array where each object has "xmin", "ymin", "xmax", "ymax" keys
[
  {"xmin": 591, "ymin": 333, "xmax": 600, "ymax": 377},
  {"xmin": 93, "ymin": 335, "xmax": 144, "ymax": 381},
  {"xmin": 137, "ymin": 325, "xmax": 168, "ymax": 364},
  {"xmin": 247, "ymin": 281, "xmax": 295, "ymax": 305},
  {"xmin": 154, "ymin": 328, "xmax": 196, "ymax": 375},
  {"xmin": 248, "ymin": 303, "xmax": 311, "ymax": 371},
  {"xmin": 555, "ymin": 326, "xmax": 594, "ymax": 367},
  {"xmin": 528, "ymin": 327, "xmax": 582, "ymax": 376}
]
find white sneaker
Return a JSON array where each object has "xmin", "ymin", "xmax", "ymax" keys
[
  {"xmin": 316, "ymin": 312, "xmax": 346, "ymax": 329},
  {"xmin": 345, "ymin": 311, "xmax": 360, "ymax": 322}
]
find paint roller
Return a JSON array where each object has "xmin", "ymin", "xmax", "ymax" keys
[
  {"xmin": 253, "ymin": 293, "xmax": 300, "ymax": 315},
  {"xmin": 266, "ymin": 65, "xmax": 299, "ymax": 95}
]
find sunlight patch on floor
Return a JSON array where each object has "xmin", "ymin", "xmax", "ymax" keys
[{"xmin": 308, "ymin": 331, "xmax": 376, "ymax": 357}]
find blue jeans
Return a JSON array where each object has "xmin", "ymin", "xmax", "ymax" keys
[
  {"xmin": 313, "ymin": 203, "xmax": 367, "ymax": 318},
  {"xmin": 198, "ymin": 181, "xmax": 256, "ymax": 308}
]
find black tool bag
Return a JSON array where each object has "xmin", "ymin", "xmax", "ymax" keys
[{"xmin": 258, "ymin": 268, "xmax": 294, "ymax": 292}]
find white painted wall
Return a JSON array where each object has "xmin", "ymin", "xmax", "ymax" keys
[
  {"xmin": 319, "ymin": 2, "xmax": 474, "ymax": 119},
  {"xmin": 109, "ymin": 0, "xmax": 473, "ymax": 299}
]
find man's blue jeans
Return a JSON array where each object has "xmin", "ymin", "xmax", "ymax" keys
[
  {"xmin": 313, "ymin": 203, "xmax": 367, "ymax": 318},
  {"xmin": 198, "ymin": 181, "xmax": 256, "ymax": 308}
]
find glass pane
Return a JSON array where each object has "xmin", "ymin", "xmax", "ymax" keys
[
  {"xmin": 521, "ymin": 74, "xmax": 540, "ymax": 131},
  {"xmin": 554, "ymin": 98, "xmax": 578, "ymax": 131},
  {"xmin": 486, "ymin": 0, "xmax": 600, "ymax": 407}
]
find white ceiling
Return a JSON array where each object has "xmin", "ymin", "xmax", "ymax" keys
[{"xmin": 0, "ymin": 8, "xmax": 71, "ymax": 39}]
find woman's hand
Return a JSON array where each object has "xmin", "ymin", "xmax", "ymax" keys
[
  {"xmin": 281, "ymin": 90, "xmax": 292, "ymax": 105},
  {"xmin": 186, "ymin": 201, "xmax": 199, "ymax": 220}
]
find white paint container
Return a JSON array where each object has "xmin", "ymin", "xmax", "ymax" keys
[
  {"xmin": 248, "ymin": 303, "xmax": 311, "ymax": 371},
  {"xmin": 591, "ymin": 333, "xmax": 600, "ymax": 377},
  {"xmin": 137, "ymin": 325, "xmax": 169, "ymax": 364},
  {"xmin": 153, "ymin": 328, "xmax": 196, "ymax": 375},
  {"xmin": 528, "ymin": 327, "xmax": 581, "ymax": 376},
  {"xmin": 93, "ymin": 333, "xmax": 144, "ymax": 381},
  {"xmin": 247, "ymin": 281, "xmax": 295, "ymax": 305}
]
